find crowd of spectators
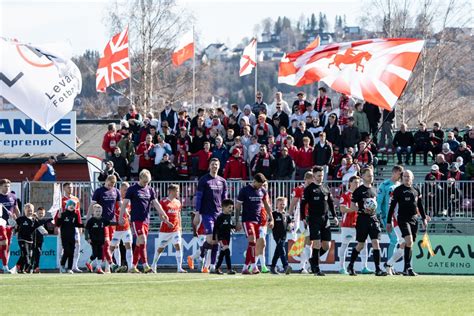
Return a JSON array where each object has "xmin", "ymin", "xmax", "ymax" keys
[{"xmin": 100, "ymin": 89, "xmax": 474, "ymax": 185}]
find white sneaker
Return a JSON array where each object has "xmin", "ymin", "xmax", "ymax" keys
[
  {"xmin": 67, "ymin": 269, "xmax": 74, "ymax": 274},
  {"xmin": 72, "ymin": 268, "xmax": 83, "ymax": 273},
  {"xmin": 9, "ymin": 266, "xmax": 18, "ymax": 274},
  {"xmin": 300, "ymin": 268, "xmax": 309, "ymax": 274},
  {"xmin": 177, "ymin": 268, "xmax": 188, "ymax": 273},
  {"xmin": 151, "ymin": 265, "xmax": 157, "ymax": 273}
]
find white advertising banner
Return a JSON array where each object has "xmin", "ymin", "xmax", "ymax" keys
[{"xmin": 0, "ymin": 110, "xmax": 76, "ymax": 153}]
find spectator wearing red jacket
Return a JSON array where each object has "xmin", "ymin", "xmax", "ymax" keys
[
  {"xmin": 285, "ymin": 135, "xmax": 299, "ymax": 163},
  {"xmin": 176, "ymin": 146, "xmax": 190, "ymax": 180},
  {"xmin": 102, "ymin": 123, "xmax": 122, "ymax": 159},
  {"xmin": 223, "ymin": 148, "xmax": 248, "ymax": 180},
  {"xmin": 193, "ymin": 141, "xmax": 213, "ymax": 177},
  {"xmin": 135, "ymin": 134, "xmax": 155, "ymax": 173},
  {"xmin": 296, "ymin": 136, "xmax": 313, "ymax": 180}
]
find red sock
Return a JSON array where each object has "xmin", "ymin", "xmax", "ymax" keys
[
  {"xmin": 0, "ymin": 245, "xmax": 7, "ymax": 266},
  {"xmin": 133, "ymin": 246, "xmax": 141, "ymax": 266},
  {"xmin": 103, "ymin": 241, "xmax": 112, "ymax": 263},
  {"xmin": 245, "ymin": 242, "xmax": 256, "ymax": 265},
  {"xmin": 139, "ymin": 244, "xmax": 148, "ymax": 265}
]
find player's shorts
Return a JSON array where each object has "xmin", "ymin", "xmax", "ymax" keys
[
  {"xmin": 111, "ymin": 229, "xmax": 133, "ymax": 246},
  {"xmin": 398, "ymin": 220, "xmax": 418, "ymax": 240},
  {"xmin": 0, "ymin": 226, "xmax": 7, "ymax": 242},
  {"xmin": 156, "ymin": 232, "xmax": 182, "ymax": 248},
  {"xmin": 258, "ymin": 225, "xmax": 267, "ymax": 238},
  {"xmin": 219, "ymin": 239, "xmax": 230, "ymax": 246},
  {"xmin": 243, "ymin": 221, "xmax": 260, "ymax": 239},
  {"xmin": 355, "ymin": 215, "xmax": 381, "ymax": 242},
  {"xmin": 308, "ymin": 218, "xmax": 331, "ymax": 241},
  {"xmin": 201, "ymin": 214, "xmax": 216, "ymax": 235},
  {"xmin": 132, "ymin": 221, "xmax": 149, "ymax": 237},
  {"xmin": 340, "ymin": 227, "xmax": 356, "ymax": 244}
]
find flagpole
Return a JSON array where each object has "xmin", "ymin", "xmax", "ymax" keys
[
  {"xmin": 254, "ymin": 37, "xmax": 258, "ymax": 96},
  {"xmin": 192, "ymin": 25, "xmax": 196, "ymax": 116},
  {"xmin": 128, "ymin": 24, "xmax": 133, "ymax": 107}
]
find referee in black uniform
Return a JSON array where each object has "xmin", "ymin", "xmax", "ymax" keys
[
  {"xmin": 300, "ymin": 166, "xmax": 339, "ymax": 276},
  {"xmin": 387, "ymin": 170, "xmax": 429, "ymax": 276},
  {"xmin": 347, "ymin": 167, "xmax": 387, "ymax": 276}
]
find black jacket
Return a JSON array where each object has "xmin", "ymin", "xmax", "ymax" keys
[
  {"xmin": 98, "ymin": 168, "xmax": 122, "ymax": 182},
  {"xmin": 414, "ymin": 130, "xmax": 430, "ymax": 147},
  {"xmin": 154, "ymin": 161, "xmax": 178, "ymax": 181},
  {"xmin": 323, "ymin": 123, "xmax": 341, "ymax": 148},
  {"xmin": 56, "ymin": 211, "xmax": 83, "ymax": 240},
  {"xmin": 250, "ymin": 153, "xmax": 276, "ymax": 179},
  {"xmin": 272, "ymin": 211, "xmax": 292, "ymax": 240},
  {"xmin": 213, "ymin": 213, "xmax": 235, "ymax": 241},
  {"xmin": 110, "ymin": 155, "xmax": 129, "ymax": 178},
  {"xmin": 393, "ymin": 131, "xmax": 415, "ymax": 148},
  {"xmin": 272, "ymin": 111, "xmax": 289, "ymax": 129},
  {"xmin": 275, "ymin": 155, "xmax": 295, "ymax": 179},
  {"xmin": 363, "ymin": 102, "xmax": 381, "ymax": 128},
  {"xmin": 313, "ymin": 141, "xmax": 333, "ymax": 166},
  {"xmin": 341, "ymin": 126, "xmax": 361, "ymax": 149}
]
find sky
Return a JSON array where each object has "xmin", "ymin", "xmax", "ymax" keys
[{"xmin": 1, "ymin": 0, "xmax": 362, "ymax": 55}]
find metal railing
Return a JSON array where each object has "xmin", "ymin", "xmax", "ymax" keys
[{"xmin": 22, "ymin": 180, "xmax": 474, "ymax": 233}]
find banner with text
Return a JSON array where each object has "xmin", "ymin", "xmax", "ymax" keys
[{"xmin": 0, "ymin": 110, "xmax": 76, "ymax": 153}]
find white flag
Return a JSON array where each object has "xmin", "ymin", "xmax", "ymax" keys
[
  {"xmin": 0, "ymin": 38, "xmax": 82, "ymax": 130},
  {"xmin": 239, "ymin": 38, "xmax": 257, "ymax": 77},
  {"xmin": 48, "ymin": 183, "xmax": 62, "ymax": 220}
]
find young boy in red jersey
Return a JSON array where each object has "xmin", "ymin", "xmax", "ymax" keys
[{"xmin": 151, "ymin": 184, "xmax": 186, "ymax": 273}]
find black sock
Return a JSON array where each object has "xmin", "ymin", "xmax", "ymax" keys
[
  {"xmin": 348, "ymin": 248, "xmax": 360, "ymax": 267},
  {"xmin": 319, "ymin": 248, "xmax": 327, "ymax": 256},
  {"xmin": 404, "ymin": 247, "xmax": 412, "ymax": 270},
  {"xmin": 311, "ymin": 248, "xmax": 320, "ymax": 272},
  {"xmin": 373, "ymin": 249, "xmax": 381, "ymax": 272},
  {"xmin": 224, "ymin": 249, "xmax": 232, "ymax": 270},
  {"xmin": 215, "ymin": 250, "xmax": 225, "ymax": 270}
]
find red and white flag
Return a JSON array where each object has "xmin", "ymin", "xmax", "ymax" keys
[
  {"xmin": 96, "ymin": 27, "xmax": 130, "ymax": 92},
  {"xmin": 172, "ymin": 31, "xmax": 194, "ymax": 66},
  {"xmin": 239, "ymin": 38, "xmax": 257, "ymax": 76},
  {"xmin": 278, "ymin": 38, "xmax": 424, "ymax": 110}
]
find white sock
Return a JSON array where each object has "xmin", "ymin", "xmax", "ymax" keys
[
  {"xmin": 258, "ymin": 254, "xmax": 266, "ymax": 267},
  {"xmin": 105, "ymin": 261, "xmax": 110, "ymax": 270},
  {"xmin": 192, "ymin": 249, "xmax": 201, "ymax": 260},
  {"xmin": 339, "ymin": 243, "xmax": 349, "ymax": 269},
  {"xmin": 126, "ymin": 249, "xmax": 132, "ymax": 268},
  {"xmin": 175, "ymin": 250, "xmax": 182, "ymax": 270},
  {"xmin": 73, "ymin": 242, "xmax": 81, "ymax": 269},
  {"xmin": 387, "ymin": 247, "xmax": 404, "ymax": 266},
  {"xmin": 152, "ymin": 251, "xmax": 162, "ymax": 267},
  {"xmin": 113, "ymin": 248, "xmax": 121, "ymax": 266},
  {"xmin": 361, "ymin": 244, "xmax": 369, "ymax": 268},
  {"xmin": 299, "ymin": 248, "xmax": 307, "ymax": 269},
  {"xmin": 96, "ymin": 260, "xmax": 102, "ymax": 270},
  {"xmin": 205, "ymin": 250, "xmax": 212, "ymax": 268}
]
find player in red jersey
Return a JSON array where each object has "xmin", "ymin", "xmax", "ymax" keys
[
  {"xmin": 110, "ymin": 182, "xmax": 133, "ymax": 273},
  {"xmin": 55, "ymin": 182, "xmax": 83, "ymax": 272},
  {"xmin": 287, "ymin": 171, "xmax": 314, "ymax": 273},
  {"xmin": 0, "ymin": 179, "xmax": 20, "ymax": 273},
  {"xmin": 255, "ymin": 182, "xmax": 270, "ymax": 273},
  {"xmin": 338, "ymin": 175, "xmax": 370, "ymax": 274},
  {"xmin": 151, "ymin": 184, "xmax": 186, "ymax": 273}
]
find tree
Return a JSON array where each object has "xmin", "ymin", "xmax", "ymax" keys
[
  {"xmin": 274, "ymin": 17, "xmax": 282, "ymax": 35},
  {"xmin": 105, "ymin": 0, "xmax": 193, "ymax": 115},
  {"xmin": 310, "ymin": 13, "xmax": 317, "ymax": 31}
]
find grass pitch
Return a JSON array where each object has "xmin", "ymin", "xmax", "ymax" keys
[{"xmin": 0, "ymin": 273, "xmax": 472, "ymax": 315}]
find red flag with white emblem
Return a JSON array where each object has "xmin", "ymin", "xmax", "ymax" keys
[
  {"xmin": 278, "ymin": 38, "xmax": 424, "ymax": 110},
  {"xmin": 96, "ymin": 27, "xmax": 130, "ymax": 92},
  {"xmin": 172, "ymin": 31, "xmax": 194, "ymax": 66},
  {"xmin": 239, "ymin": 38, "xmax": 257, "ymax": 77}
]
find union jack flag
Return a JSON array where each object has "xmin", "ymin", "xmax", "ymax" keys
[{"xmin": 96, "ymin": 27, "xmax": 130, "ymax": 92}]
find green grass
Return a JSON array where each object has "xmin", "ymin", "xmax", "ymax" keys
[{"xmin": 0, "ymin": 273, "xmax": 473, "ymax": 315}]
